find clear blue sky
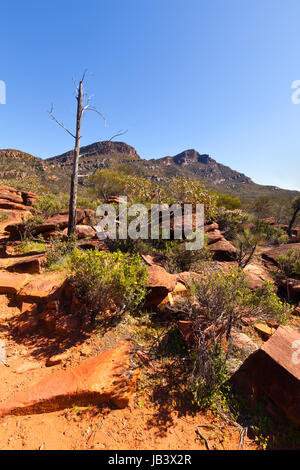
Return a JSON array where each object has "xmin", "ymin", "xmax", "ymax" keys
[{"xmin": 1, "ymin": 0, "xmax": 300, "ymax": 190}]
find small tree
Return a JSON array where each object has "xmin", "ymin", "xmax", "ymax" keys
[{"xmin": 288, "ymin": 196, "xmax": 300, "ymax": 237}]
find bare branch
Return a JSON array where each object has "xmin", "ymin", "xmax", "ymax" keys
[
  {"xmin": 48, "ymin": 104, "xmax": 76, "ymax": 139},
  {"xmin": 83, "ymin": 105, "xmax": 106, "ymax": 123},
  {"xmin": 108, "ymin": 129, "xmax": 128, "ymax": 141}
]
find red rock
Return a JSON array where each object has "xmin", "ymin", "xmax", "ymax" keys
[
  {"xmin": 0, "ymin": 272, "xmax": 29, "ymax": 295},
  {"xmin": 264, "ymin": 217, "xmax": 276, "ymax": 225},
  {"xmin": 0, "ymin": 341, "xmax": 137, "ymax": 415},
  {"xmin": 105, "ymin": 196, "xmax": 127, "ymax": 204},
  {"xmin": 16, "ymin": 361, "xmax": 43, "ymax": 374},
  {"xmin": 231, "ymin": 326, "xmax": 300, "ymax": 425},
  {"xmin": 231, "ymin": 328, "xmax": 258, "ymax": 354},
  {"xmin": 144, "ymin": 265, "xmax": 178, "ymax": 308},
  {"xmin": 0, "ymin": 185, "xmax": 23, "ymax": 204},
  {"xmin": 204, "ymin": 222, "xmax": 219, "ymax": 232},
  {"xmin": 62, "ymin": 225, "xmax": 96, "ymax": 240},
  {"xmin": 243, "ymin": 263, "xmax": 274, "ymax": 290},
  {"xmin": 206, "ymin": 229, "xmax": 223, "ymax": 245},
  {"xmin": 6, "ymin": 254, "xmax": 46, "ymax": 274},
  {"xmin": 0, "ymin": 200, "xmax": 28, "ymax": 211},
  {"xmin": 55, "ymin": 316, "xmax": 79, "ymax": 335},
  {"xmin": 21, "ymin": 191, "xmax": 39, "ymax": 206},
  {"xmin": 18, "ymin": 277, "xmax": 64, "ymax": 302},
  {"xmin": 177, "ymin": 271, "xmax": 202, "ymax": 286},
  {"xmin": 17, "ymin": 316, "xmax": 38, "ymax": 336},
  {"xmin": 294, "ymin": 303, "xmax": 300, "ymax": 316},
  {"xmin": 46, "ymin": 352, "xmax": 69, "ymax": 367},
  {"xmin": 209, "ymin": 238, "xmax": 238, "ymax": 261},
  {"xmin": 254, "ymin": 322, "xmax": 276, "ymax": 340},
  {"xmin": 261, "ymin": 243, "xmax": 300, "ymax": 265},
  {"xmin": 39, "ymin": 310, "xmax": 57, "ymax": 332}
]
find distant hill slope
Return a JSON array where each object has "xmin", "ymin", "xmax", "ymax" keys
[
  {"xmin": 0, "ymin": 149, "xmax": 70, "ymax": 194},
  {"xmin": 46, "ymin": 141, "xmax": 300, "ymax": 201},
  {"xmin": 0, "ymin": 143, "xmax": 298, "ymax": 201}
]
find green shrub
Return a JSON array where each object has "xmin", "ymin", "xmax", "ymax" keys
[
  {"xmin": 277, "ymin": 248, "xmax": 300, "ymax": 279},
  {"xmin": 46, "ymin": 234, "xmax": 77, "ymax": 270},
  {"xmin": 216, "ymin": 209, "xmax": 252, "ymax": 240},
  {"xmin": 76, "ymin": 197, "xmax": 98, "ymax": 211},
  {"xmin": 33, "ymin": 193, "xmax": 62, "ymax": 218},
  {"xmin": 176, "ymin": 267, "xmax": 292, "ymax": 408},
  {"xmin": 0, "ymin": 212, "xmax": 9, "ymax": 223},
  {"xmin": 68, "ymin": 249, "xmax": 148, "ymax": 317},
  {"xmin": 254, "ymin": 220, "xmax": 288, "ymax": 245},
  {"xmin": 216, "ymin": 193, "xmax": 242, "ymax": 210},
  {"xmin": 154, "ymin": 239, "xmax": 213, "ymax": 273}
]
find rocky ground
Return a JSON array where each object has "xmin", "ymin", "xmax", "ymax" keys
[{"xmin": 0, "ymin": 185, "xmax": 299, "ymax": 450}]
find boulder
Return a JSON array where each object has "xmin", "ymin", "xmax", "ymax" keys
[
  {"xmin": 231, "ymin": 326, "xmax": 300, "ymax": 425},
  {"xmin": 204, "ymin": 222, "xmax": 219, "ymax": 232},
  {"xmin": 261, "ymin": 243, "xmax": 300, "ymax": 266},
  {"xmin": 34, "ymin": 210, "xmax": 87, "ymax": 234},
  {"xmin": 231, "ymin": 329, "xmax": 259, "ymax": 354},
  {"xmin": 209, "ymin": 238, "xmax": 238, "ymax": 261},
  {"xmin": 21, "ymin": 191, "xmax": 39, "ymax": 206},
  {"xmin": 6, "ymin": 254, "xmax": 46, "ymax": 274},
  {"xmin": 0, "ymin": 200, "xmax": 28, "ymax": 211},
  {"xmin": 0, "ymin": 341, "xmax": 137, "ymax": 415},
  {"xmin": 62, "ymin": 224, "xmax": 96, "ymax": 240},
  {"xmin": 5, "ymin": 209, "xmax": 94, "ymax": 239},
  {"xmin": 144, "ymin": 265, "xmax": 178, "ymax": 308},
  {"xmin": 17, "ymin": 277, "xmax": 64, "ymax": 302},
  {"xmin": 254, "ymin": 322, "xmax": 276, "ymax": 340},
  {"xmin": 206, "ymin": 229, "xmax": 223, "ymax": 245},
  {"xmin": 0, "ymin": 272, "xmax": 29, "ymax": 295},
  {"xmin": 46, "ymin": 352, "xmax": 69, "ymax": 367},
  {"xmin": 0, "ymin": 185, "xmax": 23, "ymax": 204},
  {"xmin": 243, "ymin": 263, "xmax": 274, "ymax": 290}
]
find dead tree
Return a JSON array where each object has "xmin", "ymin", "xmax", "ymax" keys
[
  {"xmin": 288, "ymin": 196, "xmax": 300, "ymax": 237},
  {"xmin": 49, "ymin": 71, "xmax": 105, "ymax": 236}
]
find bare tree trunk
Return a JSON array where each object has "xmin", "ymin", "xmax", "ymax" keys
[
  {"xmin": 288, "ymin": 208, "xmax": 299, "ymax": 237},
  {"xmin": 68, "ymin": 80, "xmax": 83, "ymax": 237}
]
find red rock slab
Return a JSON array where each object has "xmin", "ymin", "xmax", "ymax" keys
[
  {"xmin": 261, "ymin": 243, "xmax": 300, "ymax": 265},
  {"xmin": 0, "ymin": 185, "xmax": 23, "ymax": 204},
  {"xmin": 0, "ymin": 272, "xmax": 29, "ymax": 295},
  {"xmin": 17, "ymin": 277, "xmax": 64, "ymax": 302},
  {"xmin": 145, "ymin": 264, "xmax": 178, "ymax": 308},
  {"xmin": 0, "ymin": 341, "xmax": 136, "ymax": 416},
  {"xmin": 61, "ymin": 225, "xmax": 96, "ymax": 240},
  {"xmin": 6, "ymin": 254, "xmax": 46, "ymax": 274},
  {"xmin": 0, "ymin": 200, "xmax": 28, "ymax": 211},
  {"xmin": 243, "ymin": 263, "xmax": 274, "ymax": 290},
  {"xmin": 231, "ymin": 326, "xmax": 300, "ymax": 425},
  {"xmin": 206, "ymin": 229, "xmax": 223, "ymax": 245},
  {"xmin": 204, "ymin": 222, "xmax": 219, "ymax": 232},
  {"xmin": 209, "ymin": 238, "xmax": 238, "ymax": 261}
]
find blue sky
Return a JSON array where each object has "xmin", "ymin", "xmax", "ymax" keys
[{"xmin": 1, "ymin": 0, "xmax": 300, "ymax": 190}]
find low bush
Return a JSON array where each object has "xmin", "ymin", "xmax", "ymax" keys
[
  {"xmin": 46, "ymin": 234, "xmax": 77, "ymax": 270},
  {"xmin": 68, "ymin": 249, "xmax": 148, "ymax": 318},
  {"xmin": 277, "ymin": 248, "xmax": 300, "ymax": 279},
  {"xmin": 33, "ymin": 193, "xmax": 63, "ymax": 218},
  {"xmin": 175, "ymin": 267, "xmax": 292, "ymax": 408},
  {"xmin": 216, "ymin": 209, "xmax": 252, "ymax": 240}
]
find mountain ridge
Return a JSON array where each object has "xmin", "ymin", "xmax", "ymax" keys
[{"xmin": 0, "ymin": 142, "xmax": 299, "ymax": 201}]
